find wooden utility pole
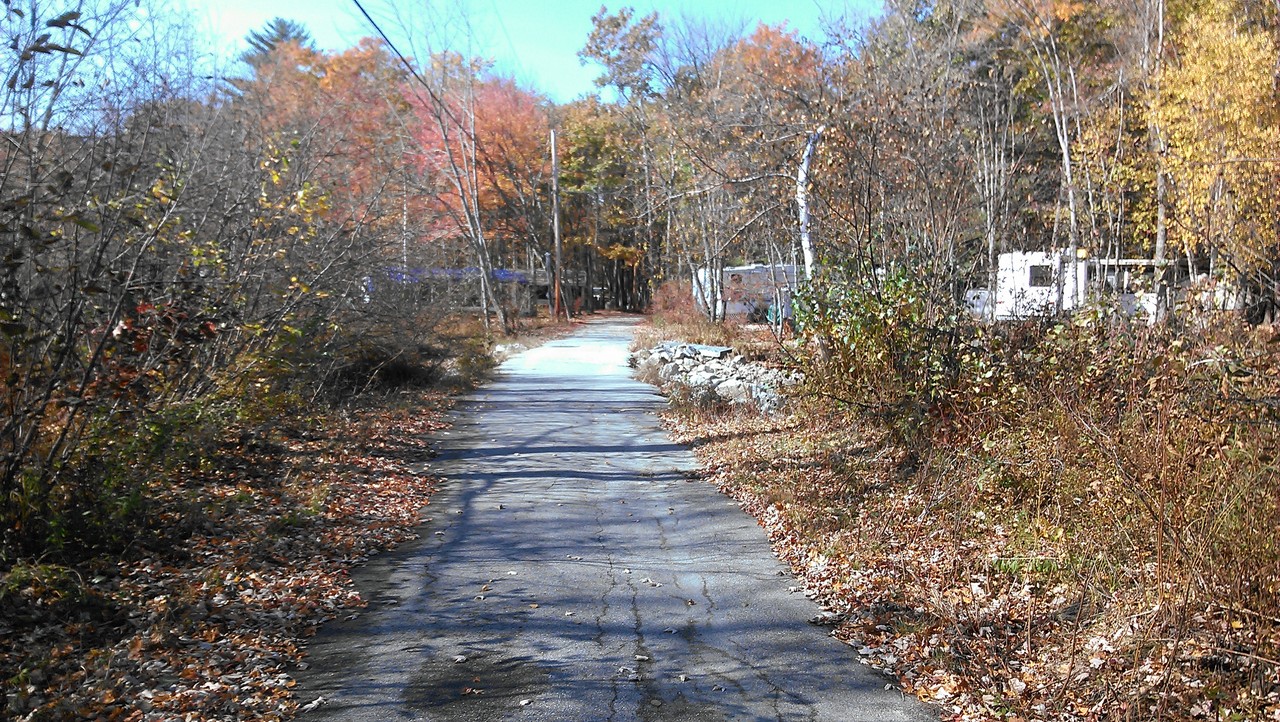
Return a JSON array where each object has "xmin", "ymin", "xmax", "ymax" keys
[{"xmin": 551, "ymin": 129, "xmax": 567, "ymax": 320}]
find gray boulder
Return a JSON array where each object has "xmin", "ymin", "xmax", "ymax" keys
[
  {"xmin": 715, "ymin": 378, "xmax": 752, "ymax": 403},
  {"xmin": 658, "ymin": 362, "xmax": 684, "ymax": 383}
]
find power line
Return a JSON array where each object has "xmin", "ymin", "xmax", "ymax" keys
[
  {"xmin": 350, "ymin": 1, "xmax": 425, "ymax": 86},
  {"xmin": 349, "ymin": 0, "xmax": 456, "ymax": 126}
]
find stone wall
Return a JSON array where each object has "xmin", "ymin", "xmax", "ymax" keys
[{"xmin": 630, "ymin": 342, "xmax": 801, "ymax": 413}]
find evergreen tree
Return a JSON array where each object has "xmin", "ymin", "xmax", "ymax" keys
[{"xmin": 241, "ymin": 17, "xmax": 314, "ymax": 67}]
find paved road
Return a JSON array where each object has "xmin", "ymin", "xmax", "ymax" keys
[{"xmin": 299, "ymin": 317, "xmax": 934, "ymax": 721}]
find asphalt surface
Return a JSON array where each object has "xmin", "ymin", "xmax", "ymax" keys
[{"xmin": 298, "ymin": 317, "xmax": 936, "ymax": 722}]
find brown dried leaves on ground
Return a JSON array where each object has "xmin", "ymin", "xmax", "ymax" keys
[
  {"xmin": 663, "ymin": 401, "xmax": 1280, "ymax": 722},
  {"xmin": 1, "ymin": 397, "xmax": 449, "ymax": 721}
]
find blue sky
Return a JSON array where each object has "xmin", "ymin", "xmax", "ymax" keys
[{"xmin": 190, "ymin": 0, "xmax": 883, "ymax": 102}]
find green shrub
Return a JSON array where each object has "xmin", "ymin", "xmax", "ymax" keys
[{"xmin": 794, "ymin": 263, "xmax": 1003, "ymax": 441}]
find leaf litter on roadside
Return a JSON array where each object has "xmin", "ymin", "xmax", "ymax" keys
[
  {"xmin": 661, "ymin": 402, "xmax": 1280, "ymax": 722},
  {"xmin": 1, "ymin": 394, "xmax": 451, "ymax": 721}
]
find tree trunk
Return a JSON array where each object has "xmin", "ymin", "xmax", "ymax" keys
[
  {"xmin": 1146, "ymin": 0, "xmax": 1171, "ymax": 321},
  {"xmin": 797, "ymin": 125, "xmax": 826, "ymax": 282}
]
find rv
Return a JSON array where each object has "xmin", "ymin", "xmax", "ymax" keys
[
  {"xmin": 694, "ymin": 263, "xmax": 799, "ymax": 322},
  {"xmin": 972, "ymin": 251, "xmax": 1171, "ymax": 321}
]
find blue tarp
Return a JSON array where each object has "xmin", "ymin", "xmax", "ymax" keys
[
  {"xmin": 364, "ymin": 267, "xmax": 535, "ymax": 298},
  {"xmin": 381, "ymin": 266, "xmax": 532, "ymax": 285}
]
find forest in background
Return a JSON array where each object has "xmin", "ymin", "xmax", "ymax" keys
[
  {"xmin": 2, "ymin": 0, "xmax": 1279, "ymax": 718},
  {"xmin": 6, "ymin": 0, "xmax": 1280, "ymax": 558}
]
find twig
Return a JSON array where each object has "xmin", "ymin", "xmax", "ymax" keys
[
  {"xmin": 1208, "ymin": 602, "xmax": 1280, "ymax": 626},
  {"xmin": 1205, "ymin": 647, "xmax": 1280, "ymax": 668}
]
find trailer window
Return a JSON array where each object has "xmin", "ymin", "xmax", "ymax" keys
[{"xmin": 1029, "ymin": 265, "xmax": 1053, "ymax": 287}]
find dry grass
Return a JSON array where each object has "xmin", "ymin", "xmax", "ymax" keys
[
  {"xmin": 659, "ymin": 315, "xmax": 1280, "ymax": 721},
  {"xmin": 632, "ymin": 280, "xmax": 791, "ymax": 363}
]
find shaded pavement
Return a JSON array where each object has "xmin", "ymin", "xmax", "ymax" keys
[{"xmin": 298, "ymin": 317, "xmax": 936, "ymax": 722}]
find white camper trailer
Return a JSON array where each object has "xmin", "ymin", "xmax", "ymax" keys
[
  {"xmin": 989, "ymin": 251, "xmax": 1091, "ymax": 320},
  {"xmin": 975, "ymin": 251, "xmax": 1184, "ymax": 322},
  {"xmin": 694, "ymin": 264, "xmax": 800, "ymax": 322}
]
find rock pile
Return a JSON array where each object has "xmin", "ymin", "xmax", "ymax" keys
[{"xmin": 630, "ymin": 341, "xmax": 801, "ymax": 413}]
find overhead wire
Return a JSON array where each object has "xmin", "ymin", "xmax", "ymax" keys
[{"xmin": 349, "ymin": 0, "xmax": 464, "ymax": 130}]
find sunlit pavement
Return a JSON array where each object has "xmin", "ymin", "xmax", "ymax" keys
[{"xmin": 298, "ymin": 317, "xmax": 935, "ymax": 721}]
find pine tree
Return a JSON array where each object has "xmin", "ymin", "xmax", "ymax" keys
[{"xmin": 241, "ymin": 18, "xmax": 314, "ymax": 67}]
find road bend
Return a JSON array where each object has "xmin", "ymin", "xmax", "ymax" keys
[{"xmin": 299, "ymin": 316, "xmax": 935, "ymax": 722}]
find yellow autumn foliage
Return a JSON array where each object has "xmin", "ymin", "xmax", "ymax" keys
[{"xmin": 1156, "ymin": 0, "xmax": 1280, "ymax": 272}]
